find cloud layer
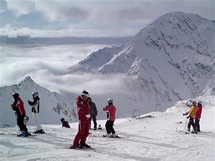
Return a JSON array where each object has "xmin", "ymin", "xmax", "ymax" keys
[
  {"xmin": 0, "ymin": 44, "xmax": 130, "ymax": 97},
  {"xmin": 0, "ymin": 0, "xmax": 214, "ymax": 37}
]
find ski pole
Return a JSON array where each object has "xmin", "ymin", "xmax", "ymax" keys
[
  {"xmin": 183, "ymin": 117, "xmax": 188, "ymax": 132},
  {"xmin": 89, "ymin": 130, "xmax": 95, "ymax": 149}
]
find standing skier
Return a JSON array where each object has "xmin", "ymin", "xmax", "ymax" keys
[
  {"xmin": 195, "ymin": 101, "xmax": 202, "ymax": 132},
  {"xmin": 70, "ymin": 90, "xmax": 91, "ymax": 149},
  {"xmin": 28, "ymin": 92, "xmax": 45, "ymax": 134},
  {"xmin": 183, "ymin": 101, "xmax": 198, "ymax": 133},
  {"xmin": 103, "ymin": 98, "xmax": 118, "ymax": 137},
  {"xmin": 11, "ymin": 93, "xmax": 29, "ymax": 137},
  {"xmin": 88, "ymin": 97, "xmax": 98, "ymax": 130}
]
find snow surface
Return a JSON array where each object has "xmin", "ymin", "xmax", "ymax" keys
[{"xmin": 0, "ymin": 96, "xmax": 214, "ymax": 161}]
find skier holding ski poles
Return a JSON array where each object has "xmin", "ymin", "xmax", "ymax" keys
[
  {"xmin": 183, "ymin": 101, "xmax": 198, "ymax": 134},
  {"xmin": 70, "ymin": 90, "xmax": 91, "ymax": 149}
]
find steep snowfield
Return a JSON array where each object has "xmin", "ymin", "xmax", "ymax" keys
[
  {"xmin": 68, "ymin": 11, "xmax": 215, "ymax": 116},
  {"xmin": 0, "ymin": 96, "xmax": 214, "ymax": 161}
]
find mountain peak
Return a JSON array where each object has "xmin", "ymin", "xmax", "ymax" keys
[
  {"xmin": 67, "ymin": 12, "xmax": 214, "ymax": 112},
  {"xmin": 23, "ymin": 76, "xmax": 34, "ymax": 82},
  {"xmin": 18, "ymin": 76, "xmax": 36, "ymax": 87},
  {"xmin": 135, "ymin": 11, "xmax": 213, "ymax": 54}
]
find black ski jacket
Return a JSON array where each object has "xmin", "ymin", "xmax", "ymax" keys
[{"xmin": 28, "ymin": 97, "xmax": 40, "ymax": 113}]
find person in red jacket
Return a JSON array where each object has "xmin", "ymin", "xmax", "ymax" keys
[
  {"xmin": 195, "ymin": 101, "xmax": 203, "ymax": 132},
  {"xmin": 11, "ymin": 93, "xmax": 29, "ymax": 137},
  {"xmin": 70, "ymin": 90, "xmax": 91, "ymax": 149},
  {"xmin": 103, "ymin": 98, "xmax": 117, "ymax": 137}
]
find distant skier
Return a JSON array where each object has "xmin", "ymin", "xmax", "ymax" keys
[
  {"xmin": 70, "ymin": 90, "xmax": 91, "ymax": 149},
  {"xmin": 61, "ymin": 118, "xmax": 70, "ymax": 128},
  {"xmin": 28, "ymin": 92, "xmax": 45, "ymax": 134},
  {"xmin": 183, "ymin": 101, "xmax": 198, "ymax": 133},
  {"xmin": 103, "ymin": 98, "xmax": 118, "ymax": 137},
  {"xmin": 11, "ymin": 93, "xmax": 29, "ymax": 137},
  {"xmin": 88, "ymin": 97, "xmax": 98, "ymax": 130},
  {"xmin": 195, "ymin": 101, "xmax": 202, "ymax": 132}
]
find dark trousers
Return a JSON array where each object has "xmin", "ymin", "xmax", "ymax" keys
[
  {"xmin": 105, "ymin": 120, "xmax": 115, "ymax": 134},
  {"xmin": 90, "ymin": 115, "xmax": 97, "ymax": 129},
  {"xmin": 195, "ymin": 118, "xmax": 200, "ymax": 132},
  {"xmin": 187, "ymin": 117, "xmax": 196, "ymax": 132},
  {"xmin": 17, "ymin": 115, "xmax": 28, "ymax": 131}
]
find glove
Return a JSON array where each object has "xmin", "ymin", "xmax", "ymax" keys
[{"xmin": 86, "ymin": 114, "xmax": 90, "ymax": 118}]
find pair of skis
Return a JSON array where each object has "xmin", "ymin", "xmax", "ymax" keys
[{"xmin": 177, "ymin": 129, "xmax": 198, "ymax": 135}]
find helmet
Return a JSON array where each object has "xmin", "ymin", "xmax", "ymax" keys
[
  {"xmin": 108, "ymin": 98, "xmax": 113, "ymax": 104},
  {"xmin": 32, "ymin": 92, "xmax": 39, "ymax": 98},
  {"xmin": 12, "ymin": 93, "xmax": 19, "ymax": 99},
  {"xmin": 198, "ymin": 101, "xmax": 202, "ymax": 105}
]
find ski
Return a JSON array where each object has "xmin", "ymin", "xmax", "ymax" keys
[
  {"xmin": 0, "ymin": 132, "xmax": 37, "ymax": 137},
  {"xmin": 66, "ymin": 147, "xmax": 96, "ymax": 151},
  {"xmin": 177, "ymin": 130, "xmax": 198, "ymax": 135},
  {"xmin": 102, "ymin": 135, "xmax": 122, "ymax": 138}
]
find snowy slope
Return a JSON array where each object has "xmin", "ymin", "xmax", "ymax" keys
[
  {"xmin": 0, "ymin": 95, "xmax": 214, "ymax": 161},
  {"xmin": 68, "ymin": 11, "xmax": 215, "ymax": 114},
  {"xmin": 0, "ymin": 76, "xmax": 77, "ymax": 128}
]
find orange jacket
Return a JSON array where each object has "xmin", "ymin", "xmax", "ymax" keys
[{"xmin": 188, "ymin": 105, "xmax": 198, "ymax": 119}]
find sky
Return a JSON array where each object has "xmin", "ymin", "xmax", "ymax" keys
[{"xmin": 0, "ymin": 0, "xmax": 214, "ymax": 37}]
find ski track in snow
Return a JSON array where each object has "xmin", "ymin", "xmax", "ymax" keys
[{"xmin": 0, "ymin": 105, "xmax": 214, "ymax": 161}]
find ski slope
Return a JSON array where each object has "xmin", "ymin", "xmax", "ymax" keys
[{"xmin": 0, "ymin": 96, "xmax": 214, "ymax": 161}]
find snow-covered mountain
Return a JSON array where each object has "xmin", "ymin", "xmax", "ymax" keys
[
  {"xmin": 0, "ymin": 76, "xmax": 77, "ymax": 128},
  {"xmin": 69, "ymin": 12, "xmax": 215, "ymax": 112}
]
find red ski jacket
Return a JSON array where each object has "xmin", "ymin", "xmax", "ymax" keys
[
  {"xmin": 12, "ymin": 97, "xmax": 26, "ymax": 116},
  {"xmin": 103, "ymin": 104, "xmax": 116, "ymax": 121},
  {"xmin": 76, "ymin": 96, "xmax": 90, "ymax": 121},
  {"xmin": 195, "ymin": 105, "xmax": 202, "ymax": 119}
]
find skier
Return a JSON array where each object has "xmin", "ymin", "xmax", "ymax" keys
[
  {"xmin": 103, "ymin": 98, "xmax": 118, "ymax": 137},
  {"xmin": 28, "ymin": 92, "xmax": 45, "ymax": 134},
  {"xmin": 70, "ymin": 90, "xmax": 91, "ymax": 149},
  {"xmin": 88, "ymin": 97, "xmax": 98, "ymax": 130},
  {"xmin": 61, "ymin": 118, "xmax": 70, "ymax": 128},
  {"xmin": 11, "ymin": 93, "xmax": 29, "ymax": 137},
  {"xmin": 183, "ymin": 101, "xmax": 198, "ymax": 133},
  {"xmin": 195, "ymin": 101, "xmax": 202, "ymax": 132}
]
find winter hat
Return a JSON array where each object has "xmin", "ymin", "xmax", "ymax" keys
[
  {"xmin": 198, "ymin": 101, "xmax": 202, "ymax": 105},
  {"xmin": 192, "ymin": 101, "xmax": 197, "ymax": 105},
  {"xmin": 108, "ymin": 98, "xmax": 113, "ymax": 104},
  {"xmin": 81, "ymin": 90, "xmax": 89, "ymax": 97},
  {"xmin": 12, "ymin": 93, "xmax": 19, "ymax": 99}
]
